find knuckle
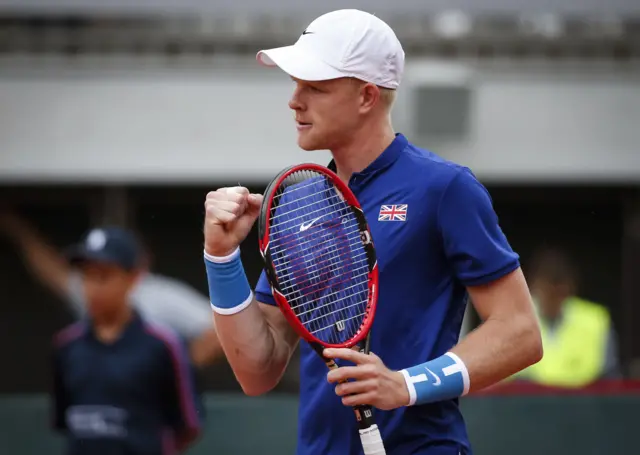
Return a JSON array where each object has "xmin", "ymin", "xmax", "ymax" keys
[
  {"xmin": 225, "ymin": 186, "xmax": 245, "ymax": 197},
  {"xmin": 365, "ymin": 365, "xmax": 378, "ymax": 376},
  {"xmin": 229, "ymin": 193, "xmax": 244, "ymax": 204},
  {"xmin": 215, "ymin": 188, "xmax": 229, "ymax": 198}
]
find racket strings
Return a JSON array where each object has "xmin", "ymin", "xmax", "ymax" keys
[
  {"xmin": 269, "ymin": 177, "xmax": 347, "ymax": 214},
  {"xmin": 287, "ymin": 273, "xmax": 370, "ymax": 307},
  {"xmin": 279, "ymin": 260, "xmax": 369, "ymax": 295},
  {"xmin": 273, "ymin": 223, "xmax": 365, "ymax": 304},
  {"xmin": 269, "ymin": 170, "xmax": 371, "ymax": 345},
  {"xmin": 268, "ymin": 223, "xmax": 361, "ymax": 256},
  {"xmin": 270, "ymin": 190, "xmax": 350, "ymax": 222}
]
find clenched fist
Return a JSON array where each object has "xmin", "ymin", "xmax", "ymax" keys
[{"xmin": 204, "ymin": 187, "xmax": 263, "ymax": 257}]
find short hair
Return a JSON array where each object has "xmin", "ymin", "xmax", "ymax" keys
[
  {"xmin": 379, "ymin": 87, "xmax": 397, "ymax": 110},
  {"xmin": 528, "ymin": 247, "xmax": 578, "ymax": 286},
  {"xmin": 348, "ymin": 78, "xmax": 397, "ymax": 111}
]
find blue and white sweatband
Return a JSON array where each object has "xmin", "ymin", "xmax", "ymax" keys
[
  {"xmin": 400, "ymin": 352, "xmax": 470, "ymax": 406},
  {"xmin": 204, "ymin": 247, "xmax": 253, "ymax": 315}
]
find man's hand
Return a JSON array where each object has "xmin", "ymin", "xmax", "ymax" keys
[
  {"xmin": 324, "ymin": 348, "xmax": 410, "ymax": 411},
  {"xmin": 203, "ymin": 187, "xmax": 263, "ymax": 257}
]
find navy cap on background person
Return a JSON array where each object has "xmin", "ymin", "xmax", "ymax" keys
[{"xmin": 66, "ymin": 227, "xmax": 143, "ymax": 271}]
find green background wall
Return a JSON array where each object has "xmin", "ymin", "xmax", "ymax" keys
[{"xmin": 0, "ymin": 393, "xmax": 636, "ymax": 454}]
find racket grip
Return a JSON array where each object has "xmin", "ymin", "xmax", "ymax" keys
[{"xmin": 359, "ymin": 424, "xmax": 386, "ymax": 455}]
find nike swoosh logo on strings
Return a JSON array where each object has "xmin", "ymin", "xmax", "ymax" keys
[{"xmin": 299, "ymin": 216, "xmax": 323, "ymax": 232}]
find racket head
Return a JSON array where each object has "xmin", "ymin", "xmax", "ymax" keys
[{"xmin": 259, "ymin": 163, "xmax": 378, "ymax": 349}]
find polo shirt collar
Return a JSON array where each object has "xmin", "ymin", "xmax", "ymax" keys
[
  {"xmin": 327, "ymin": 133, "xmax": 407, "ymax": 177},
  {"xmin": 85, "ymin": 309, "xmax": 143, "ymax": 344}
]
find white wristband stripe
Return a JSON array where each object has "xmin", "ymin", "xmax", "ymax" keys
[
  {"xmin": 400, "ymin": 369, "xmax": 418, "ymax": 406},
  {"xmin": 444, "ymin": 352, "xmax": 470, "ymax": 396},
  {"xmin": 203, "ymin": 247, "xmax": 240, "ymax": 264},
  {"xmin": 210, "ymin": 290, "xmax": 254, "ymax": 315}
]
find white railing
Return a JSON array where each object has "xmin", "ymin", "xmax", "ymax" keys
[{"xmin": 0, "ymin": 14, "xmax": 637, "ymax": 59}]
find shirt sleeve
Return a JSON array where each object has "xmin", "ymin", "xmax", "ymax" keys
[
  {"xmin": 438, "ymin": 168, "xmax": 520, "ymax": 286},
  {"xmin": 159, "ymin": 330, "xmax": 203, "ymax": 448},
  {"xmin": 51, "ymin": 348, "xmax": 68, "ymax": 431},
  {"xmin": 255, "ymin": 269, "xmax": 276, "ymax": 305},
  {"xmin": 134, "ymin": 275, "xmax": 214, "ymax": 340}
]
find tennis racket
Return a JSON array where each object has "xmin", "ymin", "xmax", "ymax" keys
[{"xmin": 258, "ymin": 163, "xmax": 385, "ymax": 455}]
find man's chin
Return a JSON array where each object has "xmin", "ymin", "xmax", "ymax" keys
[
  {"xmin": 297, "ymin": 136, "xmax": 324, "ymax": 152},
  {"xmin": 298, "ymin": 144, "xmax": 322, "ymax": 151}
]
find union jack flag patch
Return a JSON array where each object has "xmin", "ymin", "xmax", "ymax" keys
[{"xmin": 378, "ymin": 204, "xmax": 408, "ymax": 222}]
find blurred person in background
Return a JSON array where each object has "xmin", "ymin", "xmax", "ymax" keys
[
  {"xmin": 0, "ymin": 210, "xmax": 222, "ymax": 369},
  {"xmin": 52, "ymin": 226, "xmax": 202, "ymax": 454},
  {"xmin": 514, "ymin": 247, "xmax": 621, "ymax": 387}
]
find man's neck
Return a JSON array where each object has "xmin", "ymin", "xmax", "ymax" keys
[
  {"xmin": 331, "ymin": 121, "xmax": 395, "ymax": 183},
  {"xmin": 93, "ymin": 305, "xmax": 134, "ymax": 344}
]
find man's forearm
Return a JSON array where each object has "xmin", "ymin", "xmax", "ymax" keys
[
  {"xmin": 450, "ymin": 314, "xmax": 543, "ymax": 392},
  {"xmin": 212, "ymin": 300, "xmax": 294, "ymax": 395}
]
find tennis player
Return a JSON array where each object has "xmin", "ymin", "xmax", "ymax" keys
[{"xmin": 203, "ymin": 9, "xmax": 543, "ymax": 455}]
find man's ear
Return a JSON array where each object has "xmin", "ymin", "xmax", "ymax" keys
[{"xmin": 359, "ymin": 83, "xmax": 380, "ymax": 114}]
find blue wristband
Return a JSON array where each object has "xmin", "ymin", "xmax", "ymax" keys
[
  {"xmin": 400, "ymin": 352, "xmax": 470, "ymax": 406},
  {"xmin": 204, "ymin": 247, "xmax": 253, "ymax": 315}
]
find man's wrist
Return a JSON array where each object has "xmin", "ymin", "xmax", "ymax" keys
[
  {"xmin": 204, "ymin": 247, "xmax": 253, "ymax": 315},
  {"xmin": 203, "ymin": 246, "xmax": 240, "ymax": 263},
  {"xmin": 204, "ymin": 244, "xmax": 239, "ymax": 260},
  {"xmin": 392, "ymin": 371, "xmax": 411, "ymax": 408},
  {"xmin": 400, "ymin": 352, "xmax": 470, "ymax": 406}
]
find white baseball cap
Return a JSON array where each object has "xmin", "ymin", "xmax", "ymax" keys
[{"xmin": 256, "ymin": 9, "xmax": 405, "ymax": 89}]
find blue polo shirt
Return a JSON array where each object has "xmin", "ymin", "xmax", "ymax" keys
[
  {"xmin": 51, "ymin": 311, "xmax": 203, "ymax": 455},
  {"xmin": 255, "ymin": 133, "xmax": 520, "ymax": 455}
]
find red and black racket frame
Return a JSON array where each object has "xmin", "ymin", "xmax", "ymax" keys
[{"xmin": 258, "ymin": 163, "xmax": 380, "ymax": 429}]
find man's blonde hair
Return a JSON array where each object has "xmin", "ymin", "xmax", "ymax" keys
[
  {"xmin": 349, "ymin": 78, "xmax": 397, "ymax": 111},
  {"xmin": 379, "ymin": 87, "xmax": 397, "ymax": 110}
]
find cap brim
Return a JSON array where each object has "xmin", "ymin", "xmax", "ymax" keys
[
  {"xmin": 65, "ymin": 245, "xmax": 130, "ymax": 270},
  {"xmin": 256, "ymin": 45, "xmax": 346, "ymax": 82}
]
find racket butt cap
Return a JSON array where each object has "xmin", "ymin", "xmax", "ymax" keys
[{"xmin": 359, "ymin": 424, "xmax": 386, "ymax": 455}]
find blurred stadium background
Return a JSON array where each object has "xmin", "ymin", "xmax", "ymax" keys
[{"xmin": 0, "ymin": 0, "xmax": 639, "ymax": 454}]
